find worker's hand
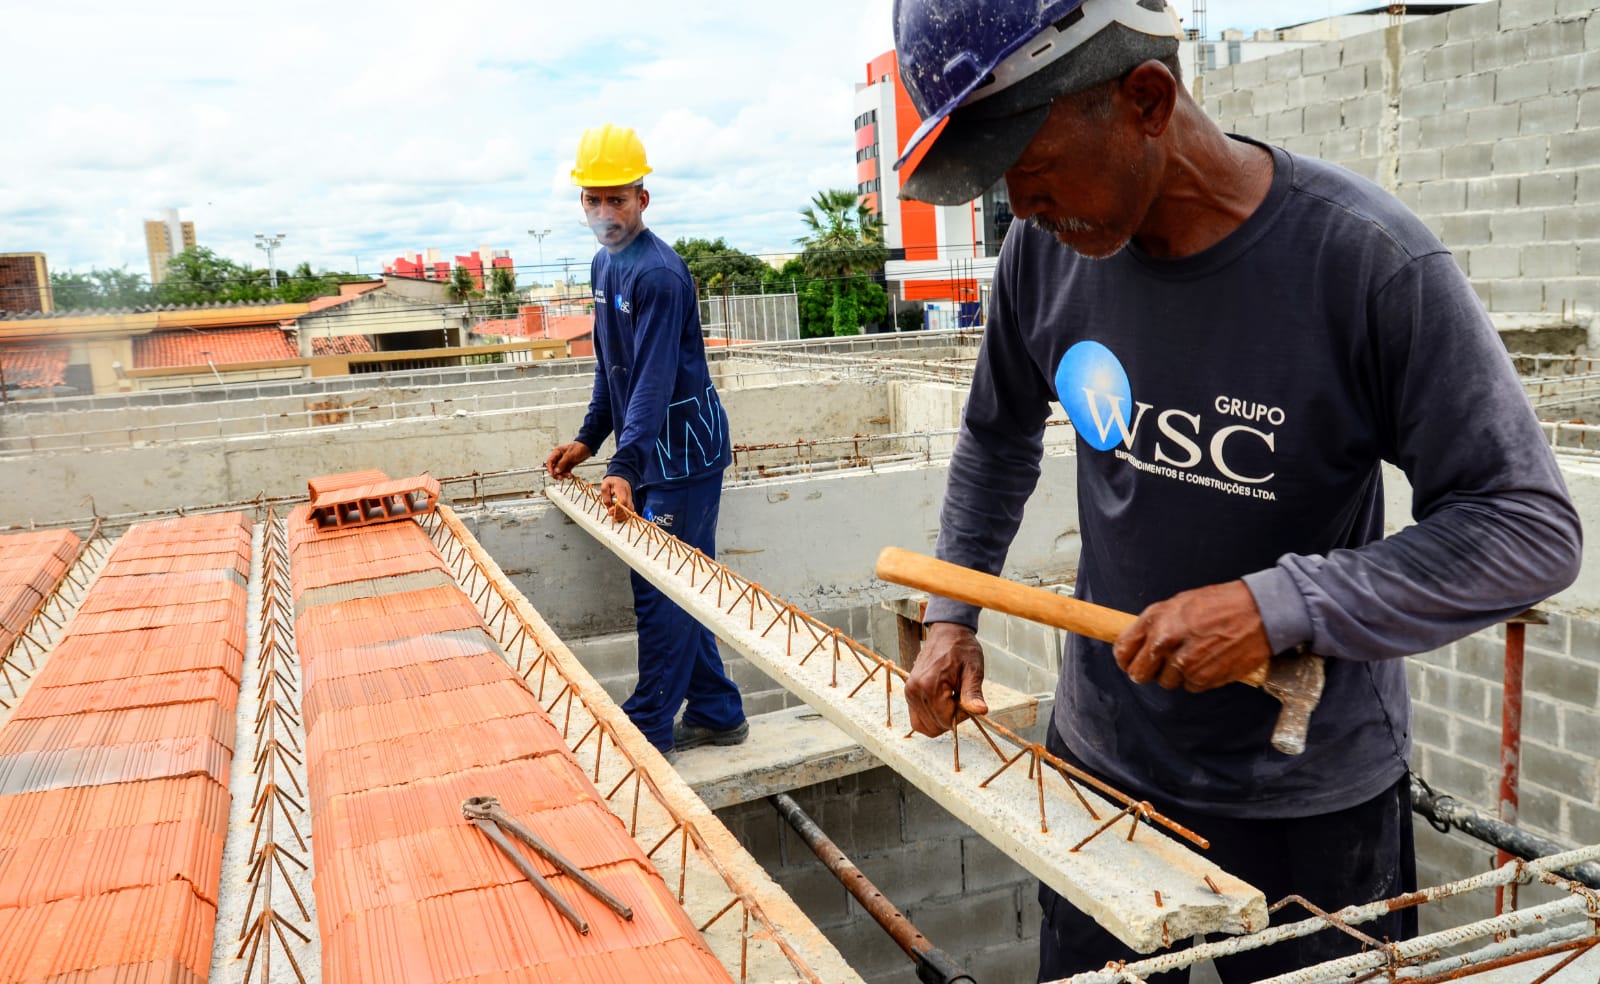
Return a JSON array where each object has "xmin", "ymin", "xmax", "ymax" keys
[
  {"xmin": 599, "ymin": 475, "xmax": 634, "ymax": 522},
  {"xmin": 546, "ymin": 441, "xmax": 593, "ymax": 480},
  {"xmin": 1114, "ymin": 580, "xmax": 1272, "ymax": 693},
  {"xmin": 905, "ymin": 621, "xmax": 990, "ymax": 737}
]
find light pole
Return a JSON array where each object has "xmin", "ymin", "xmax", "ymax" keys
[
  {"xmin": 254, "ymin": 233, "xmax": 286, "ymax": 289},
  {"xmin": 527, "ymin": 228, "xmax": 551, "ymax": 281},
  {"xmin": 558, "ymin": 256, "xmax": 576, "ymax": 292}
]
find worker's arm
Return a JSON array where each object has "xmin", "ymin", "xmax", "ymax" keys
[
  {"xmin": 909, "ymin": 238, "xmax": 1053, "ymax": 734},
  {"xmin": 571, "ymin": 345, "xmax": 615, "ymax": 462},
  {"xmin": 605, "ymin": 267, "xmax": 695, "ymax": 493},
  {"xmin": 1139, "ymin": 250, "xmax": 1582, "ymax": 692}
]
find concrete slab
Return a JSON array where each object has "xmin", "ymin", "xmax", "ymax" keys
[
  {"xmin": 548, "ymin": 481, "xmax": 1269, "ymax": 956},
  {"xmin": 678, "ymin": 682, "xmax": 1037, "ymax": 810}
]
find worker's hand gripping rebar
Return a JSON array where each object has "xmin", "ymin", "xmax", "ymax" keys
[{"xmin": 463, "ymin": 794, "xmax": 635, "ymax": 935}]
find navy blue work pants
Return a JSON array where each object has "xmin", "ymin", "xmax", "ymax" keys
[
  {"xmin": 1037, "ymin": 720, "xmax": 1416, "ymax": 982},
  {"xmin": 621, "ymin": 472, "xmax": 746, "ymax": 752}
]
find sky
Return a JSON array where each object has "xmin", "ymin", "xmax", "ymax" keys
[{"xmin": 2, "ymin": 1, "xmax": 1442, "ymax": 285}]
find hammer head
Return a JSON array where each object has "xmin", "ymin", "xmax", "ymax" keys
[{"xmin": 1262, "ymin": 650, "xmax": 1326, "ymax": 756}]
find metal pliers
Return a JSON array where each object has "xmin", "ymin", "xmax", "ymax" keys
[{"xmin": 463, "ymin": 794, "xmax": 635, "ymax": 935}]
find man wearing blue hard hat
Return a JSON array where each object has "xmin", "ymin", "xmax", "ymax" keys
[
  {"xmin": 893, "ymin": 0, "xmax": 1581, "ymax": 979},
  {"xmin": 547, "ymin": 124, "xmax": 748, "ymax": 763}
]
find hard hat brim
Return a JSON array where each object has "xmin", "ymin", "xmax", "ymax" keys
[{"xmin": 899, "ymin": 102, "xmax": 1050, "ymax": 206}]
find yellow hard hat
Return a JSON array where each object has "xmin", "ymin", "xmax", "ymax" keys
[{"xmin": 571, "ymin": 124, "xmax": 653, "ymax": 187}]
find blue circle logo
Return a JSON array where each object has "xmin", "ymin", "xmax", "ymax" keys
[{"xmin": 1055, "ymin": 341, "xmax": 1134, "ymax": 452}]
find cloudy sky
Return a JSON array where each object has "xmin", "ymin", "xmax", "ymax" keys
[{"xmin": 3, "ymin": 1, "xmax": 1429, "ymax": 284}]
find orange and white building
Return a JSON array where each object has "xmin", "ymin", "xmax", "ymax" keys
[{"xmin": 854, "ymin": 51, "xmax": 1012, "ymax": 329}]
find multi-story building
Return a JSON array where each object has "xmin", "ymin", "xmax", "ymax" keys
[
  {"xmin": 144, "ymin": 208, "xmax": 197, "ymax": 284},
  {"xmin": 853, "ymin": 51, "xmax": 1007, "ymax": 329},
  {"xmin": 385, "ymin": 247, "xmax": 514, "ymax": 289},
  {"xmin": 0, "ymin": 252, "xmax": 52, "ymax": 315}
]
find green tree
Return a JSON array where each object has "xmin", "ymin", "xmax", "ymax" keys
[
  {"xmin": 796, "ymin": 189, "xmax": 888, "ymax": 336},
  {"xmin": 796, "ymin": 189, "xmax": 887, "ymax": 282},
  {"xmin": 672, "ymin": 237, "xmax": 770, "ymax": 294},
  {"xmin": 488, "ymin": 265, "xmax": 519, "ymax": 315},
  {"xmin": 447, "ymin": 264, "xmax": 482, "ymax": 305},
  {"xmin": 275, "ymin": 261, "xmax": 339, "ymax": 303},
  {"xmin": 156, "ymin": 246, "xmax": 273, "ymax": 305},
  {"xmin": 49, "ymin": 267, "xmax": 155, "ymax": 310}
]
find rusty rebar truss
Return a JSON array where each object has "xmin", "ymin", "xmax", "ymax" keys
[
  {"xmin": 420, "ymin": 504, "xmax": 860, "ymax": 984},
  {"xmin": 235, "ymin": 511, "xmax": 315, "ymax": 984},
  {"xmin": 543, "ymin": 477, "xmax": 1265, "ymax": 954},
  {"xmin": 1060, "ymin": 844, "xmax": 1600, "ymax": 983},
  {"xmin": 0, "ymin": 518, "xmax": 109, "ymax": 712}
]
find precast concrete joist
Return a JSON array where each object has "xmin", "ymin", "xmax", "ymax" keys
[{"xmin": 546, "ymin": 478, "xmax": 1269, "ymax": 955}]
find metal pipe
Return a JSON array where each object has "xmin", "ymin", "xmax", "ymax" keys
[
  {"xmin": 1496, "ymin": 613, "xmax": 1535, "ymax": 913},
  {"xmin": 1410, "ymin": 775, "xmax": 1600, "ymax": 889},
  {"xmin": 769, "ymin": 793, "xmax": 974, "ymax": 984}
]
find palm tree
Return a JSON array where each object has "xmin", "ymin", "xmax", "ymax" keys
[
  {"xmin": 796, "ymin": 189, "xmax": 887, "ymax": 282},
  {"xmin": 797, "ymin": 189, "xmax": 889, "ymax": 336}
]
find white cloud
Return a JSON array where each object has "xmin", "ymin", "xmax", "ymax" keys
[{"xmin": 4, "ymin": 0, "xmax": 894, "ymax": 277}]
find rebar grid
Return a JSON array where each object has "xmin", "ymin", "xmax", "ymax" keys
[
  {"xmin": 236, "ymin": 512, "xmax": 314, "ymax": 984},
  {"xmin": 420, "ymin": 505, "xmax": 845, "ymax": 984},
  {"xmin": 542, "ymin": 477, "xmax": 1266, "ymax": 954},
  {"xmin": 0, "ymin": 518, "xmax": 110, "ymax": 714},
  {"xmin": 1058, "ymin": 845, "xmax": 1600, "ymax": 984}
]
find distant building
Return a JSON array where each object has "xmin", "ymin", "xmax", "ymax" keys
[
  {"xmin": 385, "ymin": 247, "xmax": 515, "ymax": 289},
  {"xmin": 1181, "ymin": 3, "xmax": 1483, "ymax": 75},
  {"xmin": 0, "ymin": 252, "xmax": 52, "ymax": 315},
  {"xmin": 144, "ymin": 208, "xmax": 197, "ymax": 284}
]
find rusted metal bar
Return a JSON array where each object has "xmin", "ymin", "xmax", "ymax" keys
[
  {"xmin": 770, "ymin": 793, "xmax": 974, "ymax": 984},
  {"xmin": 1497, "ymin": 609, "xmax": 1544, "ymax": 914}
]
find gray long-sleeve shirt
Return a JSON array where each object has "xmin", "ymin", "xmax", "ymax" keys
[{"xmin": 926, "ymin": 139, "xmax": 1581, "ymax": 818}]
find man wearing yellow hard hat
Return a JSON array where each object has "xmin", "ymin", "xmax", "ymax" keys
[{"xmin": 546, "ymin": 124, "xmax": 748, "ymax": 761}]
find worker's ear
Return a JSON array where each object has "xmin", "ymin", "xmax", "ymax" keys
[
  {"xmin": 638, "ymin": 187, "xmax": 650, "ymax": 211},
  {"xmin": 1120, "ymin": 60, "xmax": 1177, "ymax": 138}
]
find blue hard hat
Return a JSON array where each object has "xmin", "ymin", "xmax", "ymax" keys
[{"xmin": 893, "ymin": 0, "xmax": 1184, "ymax": 205}]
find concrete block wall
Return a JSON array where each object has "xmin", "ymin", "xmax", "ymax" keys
[
  {"xmin": 1199, "ymin": 0, "xmax": 1600, "ymax": 316},
  {"xmin": 1406, "ymin": 610, "xmax": 1600, "ymax": 930},
  {"xmin": 713, "ymin": 768, "xmax": 1041, "ymax": 984}
]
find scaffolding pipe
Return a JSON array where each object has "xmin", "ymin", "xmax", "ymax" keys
[
  {"xmin": 1409, "ymin": 777, "xmax": 1600, "ymax": 889},
  {"xmin": 1497, "ymin": 612, "xmax": 1535, "ymax": 913},
  {"xmin": 769, "ymin": 794, "xmax": 974, "ymax": 984}
]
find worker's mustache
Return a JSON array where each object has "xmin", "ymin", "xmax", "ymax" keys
[
  {"xmin": 1030, "ymin": 214, "xmax": 1094, "ymax": 236},
  {"xmin": 589, "ymin": 218, "xmax": 625, "ymax": 240}
]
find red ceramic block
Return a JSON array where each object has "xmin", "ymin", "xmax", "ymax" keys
[{"xmin": 0, "ymin": 775, "xmax": 228, "ymax": 845}]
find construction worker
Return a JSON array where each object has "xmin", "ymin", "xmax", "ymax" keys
[
  {"xmin": 546, "ymin": 124, "xmax": 748, "ymax": 761},
  {"xmin": 891, "ymin": 0, "xmax": 1582, "ymax": 980}
]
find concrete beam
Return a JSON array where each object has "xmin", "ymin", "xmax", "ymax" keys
[{"xmin": 547, "ymin": 481, "xmax": 1268, "ymax": 955}]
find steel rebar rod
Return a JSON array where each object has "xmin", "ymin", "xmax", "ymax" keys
[{"xmin": 770, "ymin": 793, "xmax": 974, "ymax": 984}]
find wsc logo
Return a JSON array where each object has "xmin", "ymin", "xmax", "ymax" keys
[{"xmin": 1055, "ymin": 341, "xmax": 1133, "ymax": 452}]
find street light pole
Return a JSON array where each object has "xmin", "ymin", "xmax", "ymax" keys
[
  {"xmin": 558, "ymin": 256, "xmax": 576, "ymax": 293},
  {"xmin": 527, "ymin": 228, "xmax": 551, "ymax": 280},
  {"xmin": 255, "ymin": 233, "xmax": 286, "ymax": 289}
]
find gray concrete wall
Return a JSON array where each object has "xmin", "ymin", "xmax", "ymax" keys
[
  {"xmin": 0, "ymin": 378, "xmax": 897, "ymax": 526},
  {"xmin": 1198, "ymin": 0, "xmax": 1600, "ymax": 316}
]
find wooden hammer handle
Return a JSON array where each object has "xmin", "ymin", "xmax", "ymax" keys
[{"xmin": 875, "ymin": 547, "xmax": 1268, "ymax": 689}]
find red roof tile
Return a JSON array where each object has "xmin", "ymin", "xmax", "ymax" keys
[
  {"xmin": 0, "ymin": 881, "xmax": 215, "ymax": 980},
  {"xmin": 312, "ymin": 334, "xmax": 376, "ymax": 355},
  {"xmin": 132, "ymin": 326, "xmax": 297, "ymax": 368},
  {"xmin": 0, "ymin": 343, "xmax": 69, "ymax": 388},
  {"xmin": 306, "ymin": 280, "xmax": 384, "ymax": 313}
]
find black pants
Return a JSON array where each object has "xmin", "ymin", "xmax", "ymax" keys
[{"xmin": 1037, "ymin": 721, "xmax": 1416, "ymax": 983}]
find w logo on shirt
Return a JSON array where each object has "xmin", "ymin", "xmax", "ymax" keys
[
  {"xmin": 1056, "ymin": 341, "xmax": 1142, "ymax": 452},
  {"xmin": 614, "ymin": 295, "xmax": 632, "ymax": 315}
]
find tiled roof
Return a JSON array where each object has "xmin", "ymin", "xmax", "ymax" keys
[
  {"xmin": 0, "ymin": 343, "xmax": 70, "ymax": 388},
  {"xmin": 311, "ymin": 334, "xmax": 375, "ymax": 356},
  {"xmin": 0, "ymin": 513, "xmax": 248, "ymax": 982},
  {"xmin": 133, "ymin": 327, "xmax": 297, "ymax": 368},
  {"xmin": 0, "ymin": 299, "xmax": 292, "ymax": 321},
  {"xmin": 306, "ymin": 280, "xmax": 384, "ymax": 314},
  {"xmin": 287, "ymin": 493, "xmax": 732, "ymax": 982},
  {"xmin": 548, "ymin": 314, "xmax": 594, "ymax": 341},
  {"xmin": 0, "ymin": 529, "xmax": 79, "ymax": 654}
]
